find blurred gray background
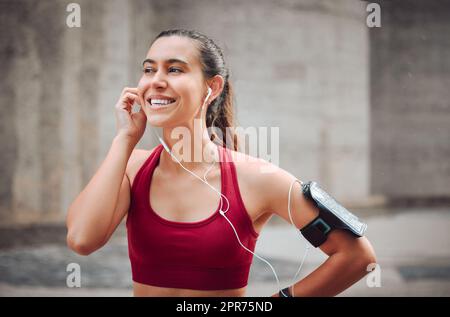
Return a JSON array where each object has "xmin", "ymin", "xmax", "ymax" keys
[{"xmin": 0, "ymin": 0, "xmax": 449, "ymax": 296}]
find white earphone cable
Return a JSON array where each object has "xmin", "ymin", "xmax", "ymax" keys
[{"xmin": 287, "ymin": 178, "xmax": 312, "ymax": 297}]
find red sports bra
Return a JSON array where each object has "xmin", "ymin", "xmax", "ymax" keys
[{"xmin": 126, "ymin": 144, "xmax": 259, "ymax": 290}]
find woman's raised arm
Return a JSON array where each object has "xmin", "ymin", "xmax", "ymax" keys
[{"xmin": 66, "ymin": 87, "xmax": 147, "ymax": 255}]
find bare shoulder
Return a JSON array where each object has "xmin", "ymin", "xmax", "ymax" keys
[
  {"xmin": 229, "ymin": 149, "xmax": 295, "ymax": 190},
  {"xmin": 126, "ymin": 147, "xmax": 157, "ymax": 187},
  {"xmin": 228, "ymin": 148, "xmax": 296, "ymax": 215},
  {"xmin": 229, "ymin": 148, "xmax": 319, "ymax": 230}
]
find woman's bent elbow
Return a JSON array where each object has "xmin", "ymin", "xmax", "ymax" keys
[
  {"xmin": 356, "ymin": 240, "xmax": 377, "ymax": 271},
  {"xmin": 66, "ymin": 232, "xmax": 99, "ymax": 256}
]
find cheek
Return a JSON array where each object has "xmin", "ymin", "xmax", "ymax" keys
[
  {"xmin": 178, "ymin": 81, "xmax": 202, "ymax": 105},
  {"xmin": 137, "ymin": 76, "xmax": 147, "ymax": 92},
  {"xmin": 172, "ymin": 85, "xmax": 192, "ymax": 105},
  {"xmin": 136, "ymin": 77, "xmax": 147, "ymax": 102}
]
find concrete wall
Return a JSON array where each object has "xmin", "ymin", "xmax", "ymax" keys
[
  {"xmin": 2, "ymin": 0, "xmax": 446, "ymax": 226},
  {"xmin": 1, "ymin": 0, "xmax": 68, "ymax": 225},
  {"xmin": 370, "ymin": 0, "xmax": 450, "ymax": 199}
]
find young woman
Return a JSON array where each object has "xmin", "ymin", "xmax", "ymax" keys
[{"xmin": 66, "ymin": 29, "xmax": 376, "ymax": 297}]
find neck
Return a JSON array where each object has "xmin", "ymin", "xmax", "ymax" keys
[{"xmin": 158, "ymin": 123, "xmax": 220, "ymax": 175}]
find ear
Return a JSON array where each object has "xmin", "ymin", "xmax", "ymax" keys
[{"xmin": 206, "ymin": 75, "xmax": 225, "ymax": 106}]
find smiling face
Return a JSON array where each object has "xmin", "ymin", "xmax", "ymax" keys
[{"xmin": 138, "ymin": 36, "xmax": 208, "ymax": 128}]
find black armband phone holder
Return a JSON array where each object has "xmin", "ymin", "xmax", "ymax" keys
[{"xmin": 300, "ymin": 181, "xmax": 367, "ymax": 247}]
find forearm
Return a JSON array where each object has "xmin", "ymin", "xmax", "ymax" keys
[{"xmin": 289, "ymin": 251, "xmax": 373, "ymax": 297}]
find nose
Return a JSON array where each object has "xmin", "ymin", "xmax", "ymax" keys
[
  {"xmin": 139, "ymin": 70, "xmax": 168, "ymax": 91},
  {"xmin": 138, "ymin": 70, "xmax": 168, "ymax": 104},
  {"xmin": 151, "ymin": 70, "xmax": 169, "ymax": 90}
]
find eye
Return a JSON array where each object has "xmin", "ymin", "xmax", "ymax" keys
[
  {"xmin": 143, "ymin": 67, "xmax": 154, "ymax": 74},
  {"xmin": 169, "ymin": 67, "xmax": 183, "ymax": 73}
]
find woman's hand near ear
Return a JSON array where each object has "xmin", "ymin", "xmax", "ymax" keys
[{"xmin": 115, "ymin": 87, "xmax": 147, "ymax": 145}]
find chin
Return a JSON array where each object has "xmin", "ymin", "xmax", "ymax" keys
[
  {"xmin": 147, "ymin": 117, "xmax": 166, "ymax": 128},
  {"xmin": 147, "ymin": 113, "xmax": 176, "ymax": 128}
]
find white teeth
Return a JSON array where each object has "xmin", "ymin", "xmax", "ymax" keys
[{"xmin": 150, "ymin": 99, "xmax": 175, "ymax": 106}]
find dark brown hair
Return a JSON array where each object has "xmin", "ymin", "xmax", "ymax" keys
[{"xmin": 153, "ymin": 29, "xmax": 239, "ymax": 151}]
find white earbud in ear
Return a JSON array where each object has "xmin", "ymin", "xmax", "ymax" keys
[
  {"xmin": 205, "ymin": 86, "xmax": 212, "ymax": 106},
  {"xmin": 200, "ymin": 86, "xmax": 212, "ymax": 132}
]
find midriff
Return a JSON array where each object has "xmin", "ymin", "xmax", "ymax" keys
[{"xmin": 133, "ymin": 281, "xmax": 246, "ymax": 297}]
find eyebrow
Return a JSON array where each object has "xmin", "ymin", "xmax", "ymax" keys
[{"xmin": 142, "ymin": 58, "xmax": 189, "ymax": 66}]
